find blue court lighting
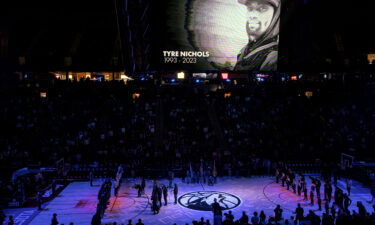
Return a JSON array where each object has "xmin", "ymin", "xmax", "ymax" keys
[
  {"xmin": 171, "ymin": 78, "xmax": 176, "ymax": 83},
  {"xmin": 195, "ymin": 79, "xmax": 200, "ymax": 83},
  {"xmin": 225, "ymin": 79, "xmax": 231, "ymax": 82},
  {"xmin": 140, "ymin": 77, "xmax": 145, "ymax": 81}
]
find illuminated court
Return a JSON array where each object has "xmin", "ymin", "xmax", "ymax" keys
[{"xmin": 4, "ymin": 176, "xmax": 374, "ymax": 225}]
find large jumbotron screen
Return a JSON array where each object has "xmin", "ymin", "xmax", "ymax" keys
[{"xmin": 154, "ymin": 0, "xmax": 281, "ymax": 71}]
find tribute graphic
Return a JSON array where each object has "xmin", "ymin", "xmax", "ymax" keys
[
  {"xmin": 178, "ymin": 191, "xmax": 241, "ymax": 211},
  {"xmin": 159, "ymin": 0, "xmax": 281, "ymax": 71}
]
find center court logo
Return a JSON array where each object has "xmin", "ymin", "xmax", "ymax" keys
[{"xmin": 178, "ymin": 191, "xmax": 241, "ymax": 211}]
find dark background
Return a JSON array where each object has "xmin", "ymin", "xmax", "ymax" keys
[{"xmin": 1, "ymin": 0, "xmax": 375, "ymax": 74}]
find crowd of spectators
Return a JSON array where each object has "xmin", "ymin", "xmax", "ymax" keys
[
  {"xmin": 213, "ymin": 81, "xmax": 375, "ymax": 175},
  {"xmin": 0, "ymin": 80, "xmax": 133, "ymax": 205},
  {"xmin": 1, "ymin": 77, "xmax": 375, "ymax": 224},
  {"xmin": 184, "ymin": 202, "xmax": 375, "ymax": 225},
  {"xmin": 161, "ymin": 87, "xmax": 219, "ymax": 175},
  {"xmin": 94, "ymin": 199, "xmax": 375, "ymax": 225}
]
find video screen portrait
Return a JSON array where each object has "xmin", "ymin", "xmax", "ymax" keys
[{"xmin": 160, "ymin": 0, "xmax": 280, "ymax": 71}]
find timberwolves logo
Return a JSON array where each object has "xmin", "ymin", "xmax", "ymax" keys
[{"xmin": 178, "ymin": 191, "xmax": 241, "ymax": 211}]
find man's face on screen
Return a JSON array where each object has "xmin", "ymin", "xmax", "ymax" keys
[{"xmin": 246, "ymin": 1, "xmax": 274, "ymax": 40}]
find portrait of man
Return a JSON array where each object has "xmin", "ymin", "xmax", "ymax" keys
[
  {"xmin": 162, "ymin": 0, "xmax": 281, "ymax": 71},
  {"xmin": 234, "ymin": 0, "xmax": 280, "ymax": 71}
]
